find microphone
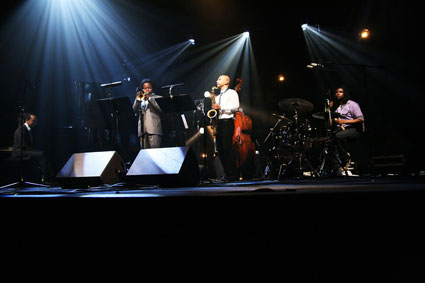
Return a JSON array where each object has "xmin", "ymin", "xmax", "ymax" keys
[
  {"xmin": 100, "ymin": 81, "xmax": 122, "ymax": 88},
  {"xmin": 161, "ymin": 83, "xmax": 184, "ymax": 88},
  {"xmin": 162, "ymin": 83, "xmax": 184, "ymax": 99}
]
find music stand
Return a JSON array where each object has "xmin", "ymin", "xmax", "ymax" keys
[
  {"xmin": 155, "ymin": 94, "xmax": 196, "ymax": 114},
  {"xmin": 97, "ymin": 96, "xmax": 136, "ymax": 147},
  {"xmin": 156, "ymin": 94, "xmax": 213, "ymax": 178},
  {"xmin": 157, "ymin": 94, "xmax": 196, "ymax": 144}
]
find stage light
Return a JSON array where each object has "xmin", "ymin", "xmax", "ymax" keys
[
  {"xmin": 360, "ymin": 29, "xmax": 370, "ymax": 39},
  {"xmin": 181, "ymin": 33, "xmax": 248, "ymax": 93},
  {"xmin": 301, "ymin": 24, "xmax": 308, "ymax": 31},
  {"xmin": 243, "ymin": 31, "xmax": 250, "ymax": 38},
  {"xmin": 189, "ymin": 39, "xmax": 195, "ymax": 45},
  {"xmin": 278, "ymin": 74, "xmax": 285, "ymax": 82}
]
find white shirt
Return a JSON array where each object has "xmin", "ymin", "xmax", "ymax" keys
[
  {"xmin": 141, "ymin": 99, "xmax": 149, "ymax": 110},
  {"xmin": 216, "ymin": 88, "xmax": 240, "ymax": 119},
  {"xmin": 24, "ymin": 123, "xmax": 31, "ymax": 131}
]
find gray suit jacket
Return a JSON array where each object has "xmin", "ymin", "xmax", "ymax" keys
[{"xmin": 133, "ymin": 94, "xmax": 163, "ymax": 136}]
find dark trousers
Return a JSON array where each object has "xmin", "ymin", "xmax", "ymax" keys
[
  {"xmin": 216, "ymin": 119, "xmax": 238, "ymax": 178},
  {"xmin": 334, "ymin": 127, "xmax": 360, "ymax": 168},
  {"xmin": 140, "ymin": 134, "xmax": 161, "ymax": 149},
  {"xmin": 12, "ymin": 150, "xmax": 55, "ymax": 182}
]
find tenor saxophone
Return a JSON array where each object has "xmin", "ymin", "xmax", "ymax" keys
[
  {"xmin": 206, "ymin": 86, "xmax": 218, "ymax": 119},
  {"xmin": 205, "ymin": 86, "xmax": 219, "ymax": 147}
]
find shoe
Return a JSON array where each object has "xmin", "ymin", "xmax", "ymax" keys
[
  {"xmin": 336, "ymin": 167, "xmax": 354, "ymax": 177},
  {"xmin": 337, "ymin": 167, "xmax": 346, "ymax": 176}
]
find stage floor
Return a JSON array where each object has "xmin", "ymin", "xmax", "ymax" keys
[
  {"xmin": 1, "ymin": 175, "xmax": 424, "ymax": 198},
  {"xmin": 2, "ymin": 175, "xmax": 425, "ymax": 280}
]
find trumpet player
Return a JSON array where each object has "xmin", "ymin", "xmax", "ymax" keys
[
  {"xmin": 132, "ymin": 79, "xmax": 163, "ymax": 149},
  {"xmin": 213, "ymin": 74, "xmax": 240, "ymax": 182}
]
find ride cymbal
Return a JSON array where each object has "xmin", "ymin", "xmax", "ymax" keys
[{"xmin": 278, "ymin": 98, "xmax": 314, "ymax": 115}]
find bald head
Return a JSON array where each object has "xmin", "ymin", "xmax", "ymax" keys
[{"xmin": 216, "ymin": 75, "xmax": 230, "ymax": 89}]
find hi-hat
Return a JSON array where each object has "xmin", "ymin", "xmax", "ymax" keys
[{"xmin": 278, "ymin": 98, "xmax": 313, "ymax": 115}]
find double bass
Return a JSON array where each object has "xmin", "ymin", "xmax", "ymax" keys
[{"xmin": 232, "ymin": 78, "xmax": 256, "ymax": 170}]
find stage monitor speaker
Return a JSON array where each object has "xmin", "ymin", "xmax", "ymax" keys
[
  {"xmin": 126, "ymin": 146, "xmax": 200, "ymax": 187},
  {"xmin": 56, "ymin": 151, "xmax": 124, "ymax": 188}
]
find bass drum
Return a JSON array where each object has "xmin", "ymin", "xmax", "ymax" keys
[
  {"xmin": 281, "ymin": 119, "xmax": 313, "ymax": 151},
  {"xmin": 277, "ymin": 124, "xmax": 292, "ymax": 149}
]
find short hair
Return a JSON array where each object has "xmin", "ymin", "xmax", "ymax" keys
[
  {"xmin": 140, "ymin": 78, "xmax": 154, "ymax": 88},
  {"xmin": 18, "ymin": 112, "xmax": 35, "ymax": 125},
  {"xmin": 136, "ymin": 79, "xmax": 154, "ymax": 92},
  {"xmin": 24, "ymin": 112, "xmax": 35, "ymax": 122}
]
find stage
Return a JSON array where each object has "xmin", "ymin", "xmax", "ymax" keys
[
  {"xmin": 1, "ymin": 1, "xmax": 425, "ymax": 280},
  {"xmin": 1, "ymin": 175, "xmax": 424, "ymax": 198},
  {"xmin": 2, "ymin": 175, "xmax": 425, "ymax": 281}
]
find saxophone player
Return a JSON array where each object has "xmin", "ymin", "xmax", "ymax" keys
[
  {"xmin": 132, "ymin": 79, "xmax": 163, "ymax": 149},
  {"xmin": 212, "ymin": 75, "xmax": 240, "ymax": 181}
]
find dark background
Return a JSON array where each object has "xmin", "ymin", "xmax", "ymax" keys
[
  {"xmin": 1, "ymin": 1, "xmax": 425, "ymax": 279},
  {"xmin": 1, "ymin": 0, "xmax": 424, "ymax": 174}
]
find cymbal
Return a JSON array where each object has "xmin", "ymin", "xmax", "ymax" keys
[
  {"xmin": 312, "ymin": 111, "xmax": 341, "ymax": 120},
  {"xmin": 278, "ymin": 98, "xmax": 314, "ymax": 115}
]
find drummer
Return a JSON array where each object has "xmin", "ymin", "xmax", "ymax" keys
[{"xmin": 330, "ymin": 86, "xmax": 365, "ymax": 173}]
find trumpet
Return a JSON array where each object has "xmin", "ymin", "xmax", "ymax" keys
[{"xmin": 136, "ymin": 89, "xmax": 148, "ymax": 101}]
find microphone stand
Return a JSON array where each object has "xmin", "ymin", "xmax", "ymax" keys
[
  {"xmin": 198, "ymin": 100, "xmax": 211, "ymax": 182},
  {"xmin": 161, "ymin": 83, "xmax": 184, "ymax": 146},
  {"xmin": 162, "ymin": 83, "xmax": 184, "ymax": 99},
  {"xmin": 138, "ymin": 94, "xmax": 143, "ymax": 149},
  {"xmin": 320, "ymin": 98, "xmax": 346, "ymax": 177},
  {"xmin": 323, "ymin": 99, "xmax": 336, "ymax": 176},
  {"xmin": 1, "ymin": 81, "xmax": 47, "ymax": 188},
  {"xmin": 100, "ymin": 81, "xmax": 122, "ymax": 148}
]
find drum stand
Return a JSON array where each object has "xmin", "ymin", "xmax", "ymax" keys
[
  {"xmin": 262, "ymin": 116, "xmax": 293, "ymax": 179},
  {"xmin": 260, "ymin": 119, "xmax": 280, "ymax": 179},
  {"xmin": 278, "ymin": 149, "xmax": 319, "ymax": 179},
  {"xmin": 278, "ymin": 109, "xmax": 319, "ymax": 178},
  {"xmin": 317, "ymin": 120, "xmax": 351, "ymax": 177},
  {"xmin": 263, "ymin": 117, "xmax": 286, "ymax": 145}
]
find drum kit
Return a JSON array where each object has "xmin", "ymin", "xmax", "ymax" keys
[{"xmin": 262, "ymin": 97, "xmax": 345, "ymax": 179}]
